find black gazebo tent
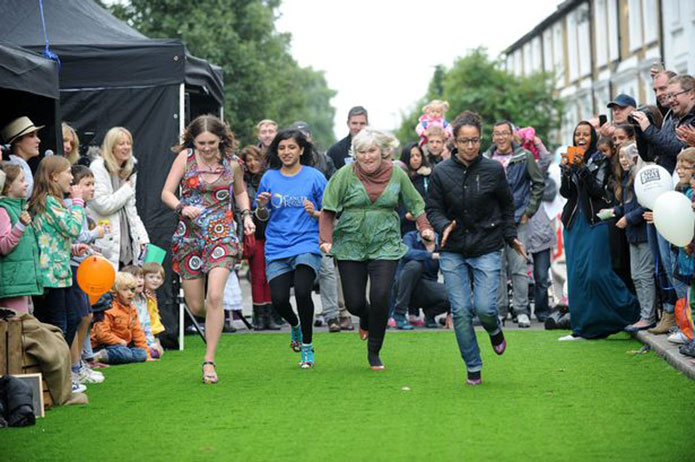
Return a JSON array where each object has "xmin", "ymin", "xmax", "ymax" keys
[
  {"xmin": 0, "ymin": 0, "xmax": 225, "ymax": 347},
  {"xmin": 0, "ymin": 42, "xmax": 60, "ymax": 156}
]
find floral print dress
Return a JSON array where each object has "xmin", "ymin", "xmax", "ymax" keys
[{"xmin": 172, "ymin": 149, "xmax": 241, "ymax": 279}]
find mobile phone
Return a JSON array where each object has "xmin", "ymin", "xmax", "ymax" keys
[
  {"xmin": 598, "ymin": 114, "xmax": 607, "ymax": 127},
  {"xmin": 566, "ymin": 146, "xmax": 585, "ymax": 164}
]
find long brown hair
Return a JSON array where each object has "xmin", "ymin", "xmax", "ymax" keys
[
  {"xmin": 615, "ymin": 141, "xmax": 638, "ymax": 203},
  {"xmin": 29, "ymin": 155, "xmax": 71, "ymax": 215},
  {"xmin": 172, "ymin": 115, "xmax": 237, "ymax": 161}
]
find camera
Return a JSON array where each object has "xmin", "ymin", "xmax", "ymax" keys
[{"xmin": 627, "ymin": 106, "xmax": 656, "ymax": 126}]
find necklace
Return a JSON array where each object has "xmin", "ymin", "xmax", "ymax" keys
[{"xmin": 197, "ymin": 152, "xmax": 222, "ymax": 173}]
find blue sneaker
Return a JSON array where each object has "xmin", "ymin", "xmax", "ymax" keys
[
  {"xmin": 393, "ymin": 312, "xmax": 414, "ymax": 330},
  {"xmin": 290, "ymin": 325, "xmax": 302, "ymax": 352},
  {"xmin": 299, "ymin": 344, "xmax": 314, "ymax": 368}
]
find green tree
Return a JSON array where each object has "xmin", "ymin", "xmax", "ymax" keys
[
  {"xmin": 106, "ymin": 0, "xmax": 336, "ymax": 148},
  {"xmin": 396, "ymin": 48, "xmax": 563, "ymax": 152}
]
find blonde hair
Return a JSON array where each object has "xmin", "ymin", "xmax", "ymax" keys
[
  {"xmin": 61, "ymin": 123, "xmax": 80, "ymax": 165},
  {"xmin": 423, "ymin": 99, "xmax": 450, "ymax": 114},
  {"xmin": 102, "ymin": 127, "xmax": 134, "ymax": 179},
  {"xmin": 677, "ymin": 147, "xmax": 695, "ymax": 164},
  {"xmin": 255, "ymin": 119, "xmax": 277, "ymax": 131},
  {"xmin": 113, "ymin": 271, "xmax": 137, "ymax": 292},
  {"xmin": 425, "ymin": 125, "xmax": 447, "ymax": 140},
  {"xmin": 143, "ymin": 262, "xmax": 165, "ymax": 278},
  {"xmin": 28, "ymin": 156, "xmax": 71, "ymax": 215}
]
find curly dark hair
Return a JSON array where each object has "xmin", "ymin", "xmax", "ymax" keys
[{"xmin": 172, "ymin": 114, "xmax": 238, "ymax": 159}]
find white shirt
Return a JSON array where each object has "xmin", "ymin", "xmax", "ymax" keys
[{"xmin": 9, "ymin": 155, "xmax": 33, "ymax": 199}]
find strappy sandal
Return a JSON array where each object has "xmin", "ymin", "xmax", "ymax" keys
[{"xmin": 201, "ymin": 361, "xmax": 218, "ymax": 384}]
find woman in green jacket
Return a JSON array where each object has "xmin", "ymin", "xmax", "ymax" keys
[{"xmin": 319, "ymin": 128, "xmax": 434, "ymax": 370}]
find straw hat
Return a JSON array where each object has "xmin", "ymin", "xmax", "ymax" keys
[{"xmin": 1, "ymin": 116, "xmax": 44, "ymax": 144}]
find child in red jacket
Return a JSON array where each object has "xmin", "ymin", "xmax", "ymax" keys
[{"xmin": 91, "ymin": 272, "xmax": 150, "ymax": 364}]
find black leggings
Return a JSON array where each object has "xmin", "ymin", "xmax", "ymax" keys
[
  {"xmin": 268, "ymin": 265, "xmax": 315, "ymax": 344},
  {"xmin": 337, "ymin": 259, "xmax": 399, "ymax": 353}
]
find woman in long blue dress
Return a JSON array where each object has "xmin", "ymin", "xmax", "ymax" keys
[{"xmin": 559, "ymin": 121, "xmax": 639, "ymax": 339}]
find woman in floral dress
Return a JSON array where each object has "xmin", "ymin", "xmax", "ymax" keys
[{"xmin": 162, "ymin": 115, "xmax": 254, "ymax": 384}]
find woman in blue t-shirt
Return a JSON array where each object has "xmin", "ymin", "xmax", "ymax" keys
[{"xmin": 255, "ymin": 129, "xmax": 326, "ymax": 369}]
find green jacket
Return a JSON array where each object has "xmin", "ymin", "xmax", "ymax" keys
[
  {"xmin": 0, "ymin": 197, "xmax": 43, "ymax": 297},
  {"xmin": 32, "ymin": 195, "xmax": 85, "ymax": 288},
  {"xmin": 322, "ymin": 164, "xmax": 426, "ymax": 261}
]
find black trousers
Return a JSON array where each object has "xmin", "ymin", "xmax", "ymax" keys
[
  {"xmin": 337, "ymin": 259, "xmax": 398, "ymax": 353},
  {"xmin": 394, "ymin": 260, "xmax": 450, "ymax": 318},
  {"xmin": 268, "ymin": 265, "xmax": 315, "ymax": 344}
]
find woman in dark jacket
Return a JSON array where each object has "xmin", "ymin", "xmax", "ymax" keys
[
  {"xmin": 398, "ymin": 143, "xmax": 431, "ymax": 236},
  {"xmin": 426, "ymin": 111, "xmax": 525, "ymax": 385},
  {"xmin": 559, "ymin": 121, "xmax": 639, "ymax": 340}
]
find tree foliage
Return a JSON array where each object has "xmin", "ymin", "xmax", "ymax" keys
[
  {"xmin": 105, "ymin": 0, "xmax": 336, "ymax": 148},
  {"xmin": 396, "ymin": 48, "xmax": 563, "ymax": 152}
]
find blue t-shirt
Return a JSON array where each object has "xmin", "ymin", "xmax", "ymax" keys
[{"xmin": 256, "ymin": 166, "xmax": 326, "ymax": 261}]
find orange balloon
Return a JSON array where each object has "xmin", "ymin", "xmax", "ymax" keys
[{"xmin": 76, "ymin": 255, "xmax": 116, "ymax": 305}]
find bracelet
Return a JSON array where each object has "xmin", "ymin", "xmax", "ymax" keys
[
  {"xmin": 240, "ymin": 209, "xmax": 251, "ymax": 219},
  {"xmin": 175, "ymin": 202, "xmax": 185, "ymax": 215}
]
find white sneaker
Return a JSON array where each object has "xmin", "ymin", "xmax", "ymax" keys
[
  {"xmin": 78, "ymin": 364, "xmax": 105, "ymax": 384},
  {"xmin": 667, "ymin": 331, "xmax": 688, "ymax": 345},
  {"xmin": 558, "ymin": 334, "xmax": 585, "ymax": 341},
  {"xmin": 517, "ymin": 314, "xmax": 531, "ymax": 328},
  {"xmin": 71, "ymin": 376, "xmax": 87, "ymax": 393}
]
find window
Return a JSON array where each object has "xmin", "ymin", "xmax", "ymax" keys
[
  {"xmin": 642, "ymin": 0, "xmax": 658, "ymax": 43},
  {"xmin": 628, "ymin": 0, "xmax": 643, "ymax": 51}
]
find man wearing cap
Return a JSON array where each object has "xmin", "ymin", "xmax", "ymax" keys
[
  {"xmin": 288, "ymin": 121, "xmax": 343, "ymax": 332},
  {"xmin": 1, "ymin": 116, "xmax": 43, "ymax": 198},
  {"xmin": 599, "ymin": 94, "xmax": 637, "ymax": 139},
  {"xmin": 327, "ymin": 106, "xmax": 368, "ymax": 169}
]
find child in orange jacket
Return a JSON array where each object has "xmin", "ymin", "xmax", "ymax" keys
[{"xmin": 91, "ymin": 272, "xmax": 150, "ymax": 364}]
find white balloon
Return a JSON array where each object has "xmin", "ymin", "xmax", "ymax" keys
[
  {"xmin": 653, "ymin": 191, "xmax": 695, "ymax": 247},
  {"xmin": 634, "ymin": 165, "xmax": 673, "ymax": 209}
]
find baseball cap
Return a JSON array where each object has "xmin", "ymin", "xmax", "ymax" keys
[{"xmin": 607, "ymin": 94, "xmax": 637, "ymax": 109}]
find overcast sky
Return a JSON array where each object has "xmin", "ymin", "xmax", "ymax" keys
[{"xmin": 276, "ymin": 0, "xmax": 562, "ymax": 138}]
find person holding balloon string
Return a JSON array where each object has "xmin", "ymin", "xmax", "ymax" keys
[
  {"xmin": 598, "ymin": 141, "xmax": 657, "ymax": 332},
  {"xmin": 558, "ymin": 121, "xmax": 640, "ymax": 341},
  {"xmin": 642, "ymin": 148, "xmax": 695, "ymax": 352},
  {"xmin": 162, "ymin": 115, "xmax": 255, "ymax": 384}
]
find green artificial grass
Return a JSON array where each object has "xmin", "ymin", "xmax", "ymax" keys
[{"xmin": 3, "ymin": 330, "xmax": 694, "ymax": 461}]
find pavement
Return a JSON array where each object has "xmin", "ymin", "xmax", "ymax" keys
[{"xmin": 632, "ymin": 330, "xmax": 695, "ymax": 380}]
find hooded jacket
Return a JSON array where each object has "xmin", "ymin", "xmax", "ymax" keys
[
  {"xmin": 426, "ymin": 152, "xmax": 516, "ymax": 257},
  {"xmin": 483, "ymin": 143, "xmax": 545, "ymax": 223}
]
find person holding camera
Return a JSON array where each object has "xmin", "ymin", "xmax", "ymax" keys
[
  {"xmin": 599, "ymin": 94, "xmax": 637, "ymax": 139},
  {"xmin": 559, "ymin": 121, "xmax": 640, "ymax": 341}
]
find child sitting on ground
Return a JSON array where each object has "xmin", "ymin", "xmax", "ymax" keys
[
  {"xmin": 91, "ymin": 272, "xmax": 150, "ymax": 364},
  {"xmin": 122, "ymin": 265, "xmax": 161, "ymax": 359},
  {"xmin": 415, "ymin": 99, "xmax": 453, "ymax": 147},
  {"xmin": 0, "ymin": 163, "xmax": 43, "ymax": 314},
  {"xmin": 143, "ymin": 262, "xmax": 166, "ymax": 353}
]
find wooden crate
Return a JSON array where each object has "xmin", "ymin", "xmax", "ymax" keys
[{"xmin": 1, "ymin": 317, "xmax": 53, "ymax": 409}]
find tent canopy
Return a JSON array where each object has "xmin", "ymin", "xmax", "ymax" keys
[
  {"xmin": 0, "ymin": 0, "xmax": 223, "ymax": 105},
  {"xmin": 0, "ymin": 42, "xmax": 60, "ymax": 151},
  {"xmin": 0, "ymin": 42, "xmax": 59, "ymax": 99},
  {"xmin": 0, "ymin": 0, "xmax": 225, "ymax": 348}
]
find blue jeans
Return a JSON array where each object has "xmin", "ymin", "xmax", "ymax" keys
[
  {"xmin": 103, "ymin": 345, "xmax": 147, "ymax": 364},
  {"xmin": 439, "ymin": 251, "xmax": 502, "ymax": 372}
]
